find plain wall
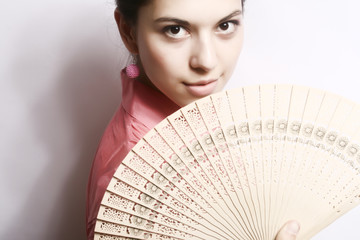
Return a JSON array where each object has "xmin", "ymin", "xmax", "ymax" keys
[{"xmin": 1, "ymin": 0, "xmax": 359, "ymax": 239}]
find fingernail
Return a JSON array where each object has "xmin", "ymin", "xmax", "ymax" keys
[{"xmin": 286, "ymin": 221, "xmax": 300, "ymax": 235}]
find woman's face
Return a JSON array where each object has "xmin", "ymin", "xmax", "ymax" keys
[{"xmin": 135, "ymin": 0, "xmax": 244, "ymax": 107}]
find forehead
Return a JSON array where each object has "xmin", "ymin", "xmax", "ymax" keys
[{"xmin": 141, "ymin": 0, "xmax": 242, "ymax": 22}]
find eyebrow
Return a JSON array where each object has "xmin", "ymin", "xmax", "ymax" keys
[
  {"xmin": 217, "ymin": 10, "xmax": 242, "ymax": 24},
  {"xmin": 155, "ymin": 17, "xmax": 190, "ymax": 27},
  {"xmin": 154, "ymin": 10, "xmax": 242, "ymax": 26}
]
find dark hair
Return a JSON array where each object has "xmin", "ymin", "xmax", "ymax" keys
[{"xmin": 116, "ymin": 0, "xmax": 246, "ymax": 25}]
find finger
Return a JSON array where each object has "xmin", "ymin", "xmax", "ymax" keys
[{"xmin": 275, "ymin": 220, "xmax": 300, "ymax": 240}]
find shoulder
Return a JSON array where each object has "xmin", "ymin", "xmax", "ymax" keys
[{"xmin": 95, "ymin": 105, "xmax": 150, "ymax": 162}]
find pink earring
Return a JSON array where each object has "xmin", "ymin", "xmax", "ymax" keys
[{"xmin": 126, "ymin": 64, "xmax": 140, "ymax": 79}]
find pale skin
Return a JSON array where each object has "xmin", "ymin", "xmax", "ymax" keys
[{"xmin": 115, "ymin": 0, "xmax": 300, "ymax": 238}]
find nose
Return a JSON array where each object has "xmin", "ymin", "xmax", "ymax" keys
[{"xmin": 190, "ymin": 36, "xmax": 218, "ymax": 72}]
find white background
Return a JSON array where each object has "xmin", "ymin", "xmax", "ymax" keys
[{"xmin": 1, "ymin": 0, "xmax": 359, "ymax": 239}]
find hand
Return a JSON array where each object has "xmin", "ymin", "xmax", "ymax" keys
[{"xmin": 275, "ymin": 220, "xmax": 300, "ymax": 240}]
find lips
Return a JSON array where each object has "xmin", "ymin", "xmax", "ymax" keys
[{"xmin": 184, "ymin": 79, "xmax": 218, "ymax": 98}]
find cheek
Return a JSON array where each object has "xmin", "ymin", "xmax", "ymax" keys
[
  {"xmin": 221, "ymin": 36, "xmax": 244, "ymax": 69},
  {"xmin": 140, "ymin": 40, "xmax": 180, "ymax": 79},
  {"xmin": 140, "ymin": 41, "xmax": 164, "ymax": 71}
]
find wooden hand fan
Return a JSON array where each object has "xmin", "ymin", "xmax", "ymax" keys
[{"xmin": 94, "ymin": 84, "xmax": 360, "ymax": 240}]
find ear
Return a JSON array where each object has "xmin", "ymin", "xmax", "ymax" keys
[{"xmin": 114, "ymin": 8, "xmax": 139, "ymax": 54}]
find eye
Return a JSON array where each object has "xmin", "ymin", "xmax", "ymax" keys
[
  {"xmin": 216, "ymin": 21, "xmax": 239, "ymax": 35},
  {"xmin": 164, "ymin": 25, "xmax": 190, "ymax": 39}
]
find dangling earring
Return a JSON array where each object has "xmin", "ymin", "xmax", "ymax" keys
[{"xmin": 126, "ymin": 57, "xmax": 140, "ymax": 79}]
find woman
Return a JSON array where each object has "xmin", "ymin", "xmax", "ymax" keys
[{"xmin": 86, "ymin": 0, "xmax": 300, "ymax": 239}]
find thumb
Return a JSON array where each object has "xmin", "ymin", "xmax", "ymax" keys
[{"xmin": 275, "ymin": 220, "xmax": 300, "ymax": 240}]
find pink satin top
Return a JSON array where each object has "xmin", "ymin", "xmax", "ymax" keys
[{"xmin": 86, "ymin": 69, "xmax": 179, "ymax": 239}]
